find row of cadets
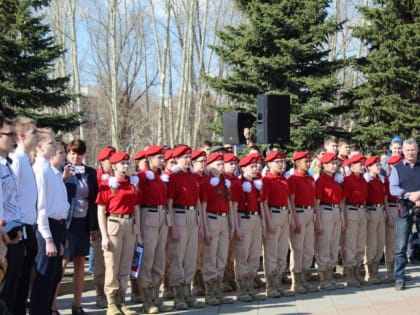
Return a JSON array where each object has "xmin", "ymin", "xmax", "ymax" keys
[
  {"xmin": 96, "ymin": 151, "xmax": 142, "ymax": 315},
  {"xmin": 166, "ymin": 145, "xmax": 205, "ymax": 310},
  {"xmin": 136, "ymin": 145, "xmax": 172, "ymax": 313},
  {"xmin": 200, "ymin": 152, "xmax": 234, "ymax": 305}
]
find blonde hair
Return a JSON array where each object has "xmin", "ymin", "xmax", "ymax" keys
[
  {"xmin": 13, "ymin": 116, "xmax": 36, "ymax": 133},
  {"xmin": 30, "ymin": 128, "xmax": 55, "ymax": 163}
]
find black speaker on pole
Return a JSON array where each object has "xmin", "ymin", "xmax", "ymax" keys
[
  {"xmin": 222, "ymin": 112, "xmax": 255, "ymax": 144},
  {"xmin": 256, "ymin": 94, "xmax": 290, "ymax": 144}
]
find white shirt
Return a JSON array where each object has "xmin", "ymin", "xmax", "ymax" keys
[
  {"xmin": 10, "ymin": 148, "xmax": 38, "ymax": 225},
  {"xmin": 33, "ymin": 157, "xmax": 69, "ymax": 239},
  {"xmin": 0, "ymin": 155, "xmax": 22, "ymax": 222}
]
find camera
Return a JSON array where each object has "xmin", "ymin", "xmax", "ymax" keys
[{"xmin": 66, "ymin": 163, "xmax": 85, "ymax": 175}]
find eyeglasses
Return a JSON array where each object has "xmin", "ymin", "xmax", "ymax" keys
[
  {"xmin": 120, "ymin": 161, "xmax": 130, "ymax": 165},
  {"xmin": 0, "ymin": 132, "xmax": 17, "ymax": 137}
]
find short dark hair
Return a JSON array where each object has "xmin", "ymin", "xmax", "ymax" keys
[
  {"xmin": 67, "ymin": 139, "xmax": 87, "ymax": 155},
  {"xmin": 0, "ymin": 113, "xmax": 13, "ymax": 129}
]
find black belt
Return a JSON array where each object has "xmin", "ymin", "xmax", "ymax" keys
[
  {"xmin": 367, "ymin": 203, "xmax": 383, "ymax": 208},
  {"xmin": 388, "ymin": 202, "xmax": 397, "ymax": 207},
  {"xmin": 173, "ymin": 204, "xmax": 195, "ymax": 210},
  {"xmin": 295, "ymin": 205, "xmax": 313, "ymax": 209},
  {"xmin": 207, "ymin": 212, "xmax": 229, "ymax": 219},
  {"xmin": 142, "ymin": 204, "xmax": 166, "ymax": 210},
  {"xmin": 107, "ymin": 213, "xmax": 133, "ymax": 219},
  {"xmin": 269, "ymin": 205, "xmax": 288, "ymax": 213},
  {"xmin": 48, "ymin": 218, "xmax": 66, "ymax": 224},
  {"xmin": 347, "ymin": 203, "xmax": 365, "ymax": 208},
  {"xmin": 24, "ymin": 223, "xmax": 36, "ymax": 232},
  {"xmin": 321, "ymin": 203, "xmax": 340, "ymax": 208},
  {"xmin": 238, "ymin": 211, "xmax": 259, "ymax": 219}
]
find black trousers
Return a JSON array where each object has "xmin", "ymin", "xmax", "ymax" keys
[
  {"xmin": 13, "ymin": 225, "xmax": 38, "ymax": 315},
  {"xmin": 29, "ymin": 219, "xmax": 66, "ymax": 315},
  {"xmin": 0, "ymin": 241, "xmax": 26, "ymax": 312}
]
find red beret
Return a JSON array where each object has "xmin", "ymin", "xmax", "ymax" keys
[
  {"xmin": 320, "ymin": 152, "xmax": 337, "ymax": 164},
  {"xmin": 249, "ymin": 152, "xmax": 262, "ymax": 161},
  {"xmin": 265, "ymin": 151, "xmax": 286, "ymax": 162},
  {"xmin": 292, "ymin": 151, "xmax": 310, "ymax": 161},
  {"xmin": 388, "ymin": 155, "xmax": 403, "ymax": 165},
  {"xmin": 97, "ymin": 146, "xmax": 116, "ymax": 161},
  {"xmin": 109, "ymin": 151, "xmax": 129, "ymax": 164},
  {"xmin": 206, "ymin": 153, "xmax": 224, "ymax": 165},
  {"xmin": 365, "ymin": 156, "xmax": 380, "ymax": 167},
  {"xmin": 172, "ymin": 145, "xmax": 192, "ymax": 158},
  {"xmin": 134, "ymin": 150, "xmax": 146, "ymax": 160},
  {"xmin": 349, "ymin": 153, "xmax": 365, "ymax": 164},
  {"xmin": 239, "ymin": 154, "xmax": 259, "ymax": 167},
  {"xmin": 223, "ymin": 153, "xmax": 239, "ymax": 163},
  {"xmin": 164, "ymin": 149, "xmax": 173, "ymax": 161},
  {"xmin": 342, "ymin": 159, "xmax": 351, "ymax": 168},
  {"xmin": 146, "ymin": 145, "xmax": 165, "ymax": 157},
  {"xmin": 191, "ymin": 150, "xmax": 206, "ymax": 161}
]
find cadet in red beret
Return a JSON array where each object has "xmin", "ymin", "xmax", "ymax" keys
[
  {"xmin": 190, "ymin": 150, "xmax": 207, "ymax": 297},
  {"xmin": 230, "ymin": 154, "xmax": 266, "ymax": 302},
  {"xmin": 96, "ymin": 151, "xmax": 141, "ymax": 315},
  {"xmin": 167, "ymin": 145, "xmax": 204, "ymax": 310},
  {"xmin": 97, "ymin": 146, "xmax": 116, "ymax": 187},
  {"xmin": 161, "ymin": 148, "xmax": 175, "ymax": 299},
  {"xmin": 383, "ymin": 155, "xmax": 403, "ymax": 282},
  {"xmin": 134, "ymin": 149, "xmax": 148, "ymax": 172},
  {"xmin": 135, "ymin": 145, "xmax": 172, "ymax": 313},
  {"xmin": 342, "ymin": 153, "xmax": 368, "ymax": 286},
  {"xmin": 363, "ymin": 157, "xmax": 388, "ymax": 285},
  {"xmin": 163, "ymin": 149, "xmax": 176, "ymax": 177},
  {"xmin": 261, "ymin": 151, "xmax": 294, "ymax": 297},
  {"xmin": 199, "ymin": 153, "xmax": 234, "ymax": 305},
  {"xmin": 315, "ymin": 153, "xmax": 345, "ymax": 290},
  {"xmin": 93, "ymin": 146, "xmax": 115, "ymax": 308},
  {"xmin": 288, "ymin": 151, "xmax": 319, "ymax": 294}
]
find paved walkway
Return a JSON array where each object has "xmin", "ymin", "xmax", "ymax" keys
[{"xmin": 57, "ymin": 265, "xmax": 420, "ymax": 315}]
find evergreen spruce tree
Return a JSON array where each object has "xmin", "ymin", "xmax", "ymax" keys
[
  {"xmin": 352, "ymin": 0, "xmax": 420, "ymax": 151},
  {"xmin": 0, "ymin": 0, "xmax": 80, "ymax": 131},
  {"xmin": 207, "ymin": 0, "xmax": 345, "ymax": 150}
]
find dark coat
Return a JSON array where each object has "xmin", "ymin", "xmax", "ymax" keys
[{"xmin": 64, "ymin": 165, "xmax": 99, "ymax": 231}]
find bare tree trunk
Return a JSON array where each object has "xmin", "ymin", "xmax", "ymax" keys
[
  {"xmin": 110, "ymin": 0, "xmax": 120, "ymax": 148},
  {"xmin": 68, "ymin": 0, "xmax": 83, "ymax": 139}
]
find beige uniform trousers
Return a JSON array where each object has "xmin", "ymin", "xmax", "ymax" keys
[
  {"xmin": 289, "ymin": 209, "xmax": 315, "ymax": 273},
  {"xmin": 202, "ymin": 214, "xmax": 230, "ymax": 282},
  {"xmin": 92, "ymin": 237, "xmax": 105, "ymax": 286},
  {"xmin": 168, "ymin": 208, "xmax": 199, "ymax": 286},
  {"xmin": 233, "ymin": 213, "xmax": 262, "ymax": 279},
  {"xmin": 103, "ymin": 216, "xmax": 136, "ymax": 296},
  {"xmin": 315, "ymin": 205, "xmax": 341, "ymax": 271},
  {"xmin": 263, "ymin": 208, "xmax": 290, "ymax": 276},
  {"xmin": 138, "ymin": 207, "xmax": 169, "ymax": 289},
  {"xmin": 365, "ymin": 206, "xmax": 386, "ymax": 264},
  {"xmin": 385, "ymin": 204, "xmax": 398, "ymax": 263},
  {"xmin": 343, "ymin": 205, "xmax": 367, "ymax": 267}
]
